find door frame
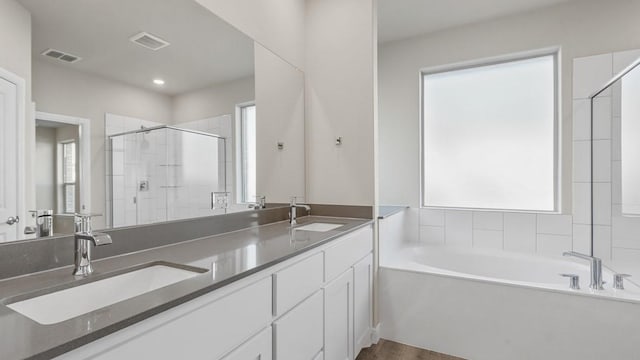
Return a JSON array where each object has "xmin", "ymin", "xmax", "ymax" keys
[
  {"xmin": 35, "ymin": 111, "xmax": 92, "ymax": 213},
  {"xmin": 0, "ymin": 67, "xmax": 26, "ymax": 240}
]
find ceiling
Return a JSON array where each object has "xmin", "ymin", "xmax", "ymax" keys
[
  {"xmin": 19, "ymin": 0, "xmax": 255, "ymax": 96},
  {"xmin": 378, "ymin": 0, "xmax": 581, "ymax": 44}
]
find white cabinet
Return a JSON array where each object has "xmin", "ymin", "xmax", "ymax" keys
[
  {"xmin": 353, "ymin": 254, "xmax": 373, "ymax": 356},
  {"xmin": 59, "ymin": 277, "xmax": 272, "ymax": 360},
  {"xmin": 273, "ymin": 291, "xmax": 324, "ymax": 360},
  {"xmin": 221, "ymin": 326, "xmax": 272, "ymax": 360},
  {"xmin": 324, "ymin": 227, "xmax": 373, "ymax": 282},
  {"xmin": 324, "ymin": 269, "xmax": 354, "ymax": 360},
  {"xmin": 57, "ymin": 224, "xmax": 374, "ymax": 360},
  {"xmin": 273, "ymin": 252, "xmax": 324, "ymax": 316}
]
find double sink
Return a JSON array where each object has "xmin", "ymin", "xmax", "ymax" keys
[{"xmin": 3, "ymin": 221, "xmax": 345, "ymax": 325}]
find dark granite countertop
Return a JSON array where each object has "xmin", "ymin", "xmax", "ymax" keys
[{"xmin": 0, "ymin": 216, "xmax": 372, "ymax": 360}]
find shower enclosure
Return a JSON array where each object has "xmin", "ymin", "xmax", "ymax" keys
[{"xmin": 108, "ymin": 126, "xmax": 227, "ymax": 227}]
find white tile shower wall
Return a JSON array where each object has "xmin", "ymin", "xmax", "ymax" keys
[
  {"xmin": 572, "ymin": 49, "xmax": 640, "ymax": 262},
  {"xmin": 419, "ymin": 209, "xmax": 575, "ymax": 256},
  {"xmin": 105, "ymin": 113, "xmax": 163, "ymax": 227},
  {"xmin": 105, "ymin": 114, "xmax": 233, "ymax": 227},
  {"xmin": 415, "ymin": 49, "xmax": 640, "ymax": 257},
  {"xmin": 178, "ymin": 115, "xmax": 234, "ymax": 207}
]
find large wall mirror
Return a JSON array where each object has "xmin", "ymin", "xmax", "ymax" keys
[{"xmin": 6, "ymin": 0, "xmax": 305, "ymax": 241}]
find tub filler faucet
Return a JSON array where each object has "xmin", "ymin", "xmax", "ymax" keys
[
  {"xmin": 562, "ymin": 251, "xmax": 603, "ymax": 290},
  {"xmin": 73, "ymin": 214, "xmax": 112, "ymax": 277}
]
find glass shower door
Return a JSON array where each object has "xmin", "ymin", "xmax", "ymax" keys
[{"xmin": 164, "ymin": 128, "xmax": 226, "ymax": 221}]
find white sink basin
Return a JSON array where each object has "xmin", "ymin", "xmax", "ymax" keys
[
  {"xmin": 295, "ymin": 223, "xmax": 344, "ymax": 232},
  {"xmin": 7, "ymin": 264, "xmax": 204, "ymax": 325}
]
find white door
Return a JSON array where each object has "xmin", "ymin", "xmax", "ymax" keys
[{"xmin": 0, "ymin": 76, "xmax": 19, "ymax": 241}]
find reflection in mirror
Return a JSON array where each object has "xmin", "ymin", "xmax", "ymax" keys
[
  {"xmin": 8, "ymin": 0, "xmax": 305, "ymax": 241},
  {"xmin": 108, "ymin": 126, "xmax": 227, "ymax": 227}
]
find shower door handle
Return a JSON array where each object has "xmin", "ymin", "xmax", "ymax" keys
[{"xmin": 211, "ymin": 192, "xmax": 214, "ymax": 210}]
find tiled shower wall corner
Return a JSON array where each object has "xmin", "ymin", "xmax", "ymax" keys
[
  {"xmin": 105, "ymin": 113, "xmax": 234, "ymax": 228},
  {"xmin": 586, "ymin": 49, "xmax": 640, "ymax": 263},
  {"xmin": 105, "ymin": 113, "xmax": 164, "ymax": 227},
  {"xmin": 417, "ymin": 48, "xmax": 640, "ymax": 258}
]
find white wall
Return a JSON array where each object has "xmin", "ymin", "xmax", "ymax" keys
[
  {"xmin": 195, "ymin": 0, "xmax": 305, "ymax": 70},
  {"xmin": 0, "ymin": 0, "xmax": 31, "ymax": 83},
  {"xmin": 305, "ymin": 0, "xmax": 376, "ymax": 206},
  {"xmin": 172, "ymin": 76, "xmax": 254, "ymax": 125},
  {"xmin": 32, "ymin": 59, "xmax": 173, "ymax": 228},
  {"xmin": 255, "ymin": 43, "xmax": 305, "ymax": 203},
  {"xmin": 378, "ymin": 0, "xmax": 640, "ymax": 255}
]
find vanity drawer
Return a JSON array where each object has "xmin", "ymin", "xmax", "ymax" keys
[
  {"xmin": 273, "ymin": 251, "xmax": 324, "ymax": 316},
  {"xmin": 324, "ymin": 226, "xmax": 373, "ymax": 282},
  {"xmin": 77, "ymin": 277, "xmax": 272, "ymax": 360},
  {"xmin": 221, "ymin": 326, "xmax": 272, "ymax": 360},
  {"xmin": 273, "ymin": 290, "xmax": 324, "ymax": 360}
]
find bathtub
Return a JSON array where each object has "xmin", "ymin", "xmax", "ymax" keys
[{"xmin": 379, "ymin": 245, "xmax": 640, "ymax": 360}]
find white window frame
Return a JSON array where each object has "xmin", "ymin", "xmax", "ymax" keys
[
  {"xmin": 235, "ymin": 101, "xmax": 256, "ymax": 204},
  {"xmin": 419, "ymin": 48, "xmax": 561, "ymax": 213},
  {"xmin": 60, "ymin": 140, "xmax": 77, "ymax": 214}
]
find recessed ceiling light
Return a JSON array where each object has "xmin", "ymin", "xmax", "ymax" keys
[{"xmin": 153, "ymin": 79, "xmax": 165, "ymax": 86}]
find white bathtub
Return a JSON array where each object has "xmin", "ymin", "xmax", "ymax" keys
[{"xmin": 379, "ymin": 245, "xmax": 640, "ymax": 360}]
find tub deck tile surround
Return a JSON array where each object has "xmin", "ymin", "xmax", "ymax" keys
[{"xmin": 357, "ymin": 339, "xmax": 465, "ymax": 360}]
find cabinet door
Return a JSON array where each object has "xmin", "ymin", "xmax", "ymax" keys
[
  {"xmin": 273, "ymin": 291, "xmax": 324, "ymax": 360},
  {"xmin": 274, "ymin": 252, "xmax": 324, "ymax": 316},
  {"xmin": 324, "ymin": 226, "xmax": 372, "ymax": 282},
  {"xmin": 353, "ymin": 254, "xmax": 373, "ymax": 358},
  {"xmin": 222, "ymin": 326, "xmax": 272, "ymax": 360},
  {"xmin": 324, "ymin": 269, "xmax": 354, "ymax": 360}
]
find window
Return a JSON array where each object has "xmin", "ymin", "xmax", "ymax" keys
[
  {"xmin": 62, "ymin": 141, "xmax": 76, "ymax": 213},
  {"xmin": 422, "ymin": 53, "xmax": 558, "ymax": 212},
  {"xmin": 238, "ymin": 103, "xmax": 256, "ymax": 203}
]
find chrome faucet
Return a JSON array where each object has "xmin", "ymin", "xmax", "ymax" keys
[
  {"xmin": 249, "ymin": 195, "xmax": 267, "ymax": 210},
  {"xmin": 289, "ymin": 197, "xmax": 311, "ymax": 225},
  {"xmin": 73, "ymin": 214, "xmax": 112, "ymax": 277},
  {"xmin": 562, "ymin": 251, "xmax": 604, "ymax": 290}
]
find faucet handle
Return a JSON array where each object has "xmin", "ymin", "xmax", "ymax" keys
[
  {"xmin": 560, "ymin": 273, "xmax": 580, "ymax": 290},
  {"xmin": 613, "ymin": 273, "xmax": 631, "ymax": 290},
  {"xmin": 74, "ymin": 213, "xmax": 102, "ymax": 232}
]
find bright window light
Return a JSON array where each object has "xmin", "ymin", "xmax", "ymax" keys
[{"xmin": 422, "ymin": 53, "xmax": 557, "ymax": 211}]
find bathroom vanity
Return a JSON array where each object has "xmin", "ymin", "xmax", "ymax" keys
[{"xmin": 0, "ymin": 215, "xmax": 374, "ymax": 360}]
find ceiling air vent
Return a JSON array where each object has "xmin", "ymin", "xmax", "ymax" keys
[
  {"xmin": 129, "ymin": 32, "xmax": 170, "ymax": 51},
  {"xmin": 41, "ymin": 48, "xmax": 82, "ymax": 63}
]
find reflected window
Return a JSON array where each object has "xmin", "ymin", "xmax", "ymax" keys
[
  {"xmin": 422, "ymin": 53, "xmax": 558, "ymax": 211},
  {"xmin": 239, "ymin": 103, "xmax": 256, "ymax": 203},
  {"xmin": 61, "ymin": 141, "xmax": 76, "ymax": 213}
]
